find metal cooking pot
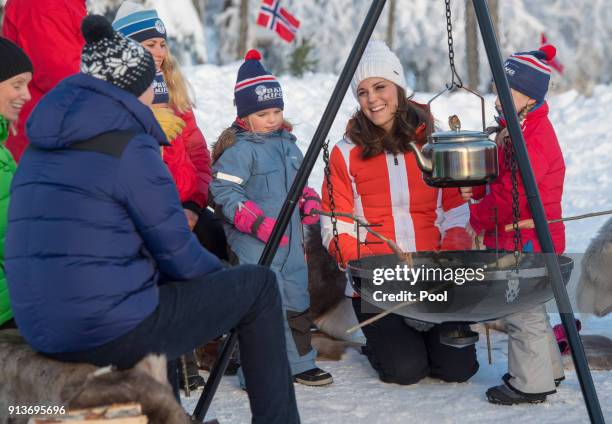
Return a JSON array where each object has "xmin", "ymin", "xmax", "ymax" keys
[
  {"xmin": 409, "ymin": 86, "xmax": 498, "ymax": 188},
  {"xmin": 347, "ymin": 251, "xmax": 574, "ymax": 324}
]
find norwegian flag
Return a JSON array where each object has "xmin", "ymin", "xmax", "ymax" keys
[
  {"xmin": 256, "ymin": 0, "xmax": 300, "ymax": 43},
  {"xmin": 540, "ymin": 33, "xmax": 564, "ymax": 75}
]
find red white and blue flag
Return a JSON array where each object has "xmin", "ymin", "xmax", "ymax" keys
[{"xmin": 256, "ymin": 0, "xmax": 300, "ymax": 43}]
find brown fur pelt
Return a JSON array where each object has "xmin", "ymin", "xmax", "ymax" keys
[
  {"xmin": 305, "ymin": 222, "xmax": 347, "ymax": 318},
  {"xmin": 0, "ymin": 330, "xmax": 188, "ymax": 424},
  {"xmin": 576, "ymin": 217, "xmax": 612, "ymax": 317},
  {"xmin": 562, "ymin": 334, "xmax": 612, "ymax": 371}
]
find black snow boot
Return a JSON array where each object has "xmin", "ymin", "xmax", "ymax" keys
[{"xmin": 294, "ymin": 367, "xmax": 333, "ymax": 386}]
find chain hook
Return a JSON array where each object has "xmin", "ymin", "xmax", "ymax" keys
[{"xmin": 444, "ymin": 0, "xmax": 464, "ymax": 90}]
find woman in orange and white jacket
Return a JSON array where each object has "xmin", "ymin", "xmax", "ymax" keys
[{"xmin": 321, "ymin": 41, "xmax": 479, "ymax": 386}]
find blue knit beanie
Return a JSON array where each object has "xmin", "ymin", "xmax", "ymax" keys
[
  {"xmin": 504, "ymin": 45, "xmax": 556, "ymax": 103},
  {"xmin": 112, "ymin": 1, "xmax": 167, "ymax": 42},
  {"xmin": 234, "ymin": 50, "xmax": 283, "ymax": 118}
]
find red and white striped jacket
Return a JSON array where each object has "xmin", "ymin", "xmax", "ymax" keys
[{"xmin": 321, "ymin": 129, "xmax": 470, "ymax": 267}]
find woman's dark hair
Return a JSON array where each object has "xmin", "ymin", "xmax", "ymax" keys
[{"xmin": 345, "ymin": 86, "xmax": 433, "ymax": 159}]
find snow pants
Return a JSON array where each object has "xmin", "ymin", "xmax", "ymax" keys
[
  {"xmin": 46, "ymin": 265, "xmax": 300, "ymax": 424},
  {"xmin": 505, "ymin": 304, "xmax": 565, "ymax": 394},
  {"xmin": 353, "ymin": 299, "xmax": 479, "ymax": 385}
]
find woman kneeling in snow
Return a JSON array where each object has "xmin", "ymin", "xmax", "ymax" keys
[{"xmin": 320, "ymin": 40, "xmax": 479, "ymax": 386}]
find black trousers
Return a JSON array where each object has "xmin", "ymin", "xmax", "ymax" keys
[
  {"xmin": 47, "ymin": 265, "xmax": 300, "ymax": 424},
  {"xmin": 353, "ymin": 298, "xmax": 479, "ymax": 385}
]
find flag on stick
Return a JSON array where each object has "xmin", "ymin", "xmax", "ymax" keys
[{"xmin": 257, "ymin": 0, "xmax": 300, "ymax": 43}]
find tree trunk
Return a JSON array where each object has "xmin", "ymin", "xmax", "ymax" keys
[
  {"xmin": 238, "ymin": 0, "xmax": 249, "ymax": 59},
  {"xmin": 488, "ymin": 0, "xmax": 500, "ymax": 41},
  {"xmin": 386, "ymin": 0, "xmax": 396, "ymax": 49},
  {"xmin": 465, "ymin": 0, "xmax": 479, "ymax": 90}
]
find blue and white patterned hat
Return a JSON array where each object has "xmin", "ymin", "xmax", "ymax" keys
[{"xmin": 112, "ymin": 1, "xmax": 167, "ymax": 42}]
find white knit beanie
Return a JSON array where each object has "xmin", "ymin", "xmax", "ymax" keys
[{"xmin": 351, "ymin": 40, "xmax": 407, "ymax": 99}]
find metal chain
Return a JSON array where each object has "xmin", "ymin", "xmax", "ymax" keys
[
  {"xmin": 503, "ymin": 132, "xmax": 522, "ymax": 268},
  {"xmin": 445, "ymin": 0, "xmax": 463, "ymax": 88},
  {"xmin": 323, "ymin": 139, "xmax": 344, "ymax": 266}
]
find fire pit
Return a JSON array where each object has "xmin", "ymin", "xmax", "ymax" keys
[{"xmin": 347, "ymin": 250, "xmax": 574, "ymax": 325}]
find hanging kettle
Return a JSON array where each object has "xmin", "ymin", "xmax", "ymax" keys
[{"xmin": 409, "ymin": 86, "xmax": 498, "ymax": 188}]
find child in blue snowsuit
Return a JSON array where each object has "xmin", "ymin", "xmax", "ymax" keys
[{"xmin": 210, "ymin": 50, "xmax": 332, "ymax": 386}]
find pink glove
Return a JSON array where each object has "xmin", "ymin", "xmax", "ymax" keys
[
  {"xmin": 553, "ymin": 319, "xmax": 581, "ymax": 355},
  {"xmin": 234, "ymin": 200, "xmax": 289, "ymax": 246},
  {"xmin": 299, "ymin": 186, "xmax": 321, "ymax": 225}
]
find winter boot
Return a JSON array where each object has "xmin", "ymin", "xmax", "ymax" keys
[
  {"xmin": 293, "ymin": 367, "xmax": 333, "ymax": 386},
  {"xmin": 486, "ymin": 375, "xmax": 549, "ymax": 405}
]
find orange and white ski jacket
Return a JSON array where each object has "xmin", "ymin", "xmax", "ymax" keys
[{"xmin": 321, "ymin": 135, "xmax": 470, "ymax": 267}]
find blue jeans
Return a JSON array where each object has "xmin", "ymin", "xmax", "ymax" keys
[{"xmin": 47, "ymin": 265, "xmax": 300, "ymax": 424}]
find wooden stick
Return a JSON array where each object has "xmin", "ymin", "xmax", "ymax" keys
[
  {"xmin": 503, "ymin": 209, "xmax": 612, "ymax": 233},
  {"xmin": 346, "ymin": 298, "xmax": 419, "ymax": 334},
  {"xmin": 346, "ymin": 283, "xmax": 453, "ymax": 334},
  {"xmin": 180, "ymin": 354, "xmax": 190, "ymax": 398},
  {"xmin": 486, "ymin": 325, "xmax": 493, "ymax": 365},
  {"xmin": 312, "ymin": 208, "xmax": 413, "ymax": 265}
]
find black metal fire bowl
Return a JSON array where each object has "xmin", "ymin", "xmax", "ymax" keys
[{"xmin": 347, "ymin": 250, "xmax": 574, "ymax": 325}]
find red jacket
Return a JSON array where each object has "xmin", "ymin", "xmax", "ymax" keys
[
  {"xmin": 470, "ymin": 102, "xmax": 566, "ymax": 253},
  {"xmin": 163, "ymin": 109, "xmax": 212, "ymax": 209},
  {"xmin": 2, "ymin": 0, "xmax": 86, "ymax": 162},
  {"xmin": 321, "ymin": 122, "xmax": 471, "ymax": 266}
]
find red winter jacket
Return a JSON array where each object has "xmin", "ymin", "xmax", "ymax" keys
[
  {"xmin": 469, "ymin": 102, "xmax": 566, "ymax": 253},
  {"xmin": 163, "ymin": 109, "xmax": 212, "ymax": 210},
  {"xmin": 2, "ymin": 0, "xmax": 86, "ymax": 162}
]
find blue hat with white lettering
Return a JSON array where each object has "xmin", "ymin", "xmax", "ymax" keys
[
  {"xmin": 234, "ymin": 49, "xmax": 284, "ymax": 118},
  {"xmin": 504, "ymin": 45, "xmax": 556, "ymax": 103},
  {"xmin": 112, "ymin": 1, "xmax": 167, "ymax": 42}
]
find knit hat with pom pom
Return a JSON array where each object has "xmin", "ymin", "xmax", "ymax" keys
[
  {"xmin": 234, "ymin": 49, "xmax": 283, "ymax": 118},
  {"xmin": 80, "ymin": 14, "xmax": 156, "ymax": 97},
  {"xmin": 504, "ymin": 45, "xmax": 557, "ymax": 103}
]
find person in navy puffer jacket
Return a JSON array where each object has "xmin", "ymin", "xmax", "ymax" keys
[{"xmin": 5, "ymin": 16, "xmax": 299, "ymax": 424}]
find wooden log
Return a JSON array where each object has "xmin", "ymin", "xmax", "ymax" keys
[{"xmin": 28, "ymin": 403, "xmax": 147, "ymax": 423}]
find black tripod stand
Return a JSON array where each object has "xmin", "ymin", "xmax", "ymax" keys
[{"xmin": 193, "ymin": 1, "xmax": 604, "ymax": 422}]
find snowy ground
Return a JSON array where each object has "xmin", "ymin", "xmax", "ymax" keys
[{"xmin": 184, "ymin": 64, "xmax": 612, "ymax": 423}]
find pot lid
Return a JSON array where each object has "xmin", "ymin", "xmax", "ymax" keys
[{"xmin": 429, "ymin": 130, "xmax": 490, "ymax": 143}]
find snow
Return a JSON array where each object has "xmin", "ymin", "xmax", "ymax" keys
[{"xmin": 184, "ymin": 63, "xmax": 612, "ymax": 423}]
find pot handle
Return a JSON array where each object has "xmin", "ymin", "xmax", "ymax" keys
[{"xmin": 427, "ymin": 84, "xmax": 486, "ymax": 132}]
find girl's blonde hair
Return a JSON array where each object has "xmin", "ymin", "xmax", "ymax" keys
[{"xmin": 161, "ymin": 49, "xmax": 194, "ymax": 114}]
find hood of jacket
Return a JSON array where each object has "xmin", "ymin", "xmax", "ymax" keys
[
  {"xmin": 211, "ymin": 119, "xmax": 296, "ymax": 164},
  {"xmin": 26, "ymin": 73, "xmax": 167, "ymax": 150}
]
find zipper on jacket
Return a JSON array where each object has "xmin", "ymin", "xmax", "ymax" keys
[{"xmin": 394, "ymin": 154, "xmax": 399, "ymax": 165}]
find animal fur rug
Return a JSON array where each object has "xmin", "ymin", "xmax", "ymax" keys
[
  {"xmin": 577, "ymin": 217, "xmax": 612, "ymax": 317},
  {"xmin": 0, "ymin": 329, "xmax": 189, "ymax": 424}
]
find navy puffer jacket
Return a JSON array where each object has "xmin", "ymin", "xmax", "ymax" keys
[{"xmin": 6, "ymin": 74, "xmax": 222, "ymax": 354}]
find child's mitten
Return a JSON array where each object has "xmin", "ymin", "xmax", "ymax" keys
[
  {"xmin": 152, "ymin": 107, "xmax": 186, "ymax": 142},
  {"xmin": 440, "ymin": 227, "xmax": 473, "ymax": 251},
  {"xmin": 553, "ymin": 319, "xmax": 582, "ymax": 355},
  {"xmin": 234, "ymin": 200, "xmax": 289, "ymax": 246},
  {"xmin": 299, "ymin": 186, "xmax": 321, "ymax": 225}
]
